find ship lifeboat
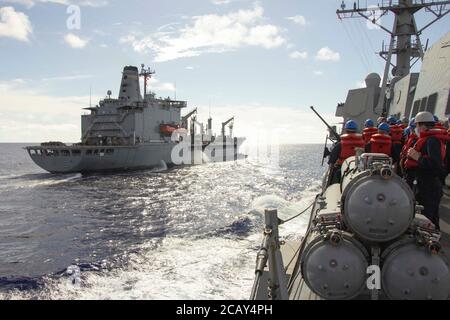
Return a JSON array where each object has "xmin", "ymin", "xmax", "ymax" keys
[{"xmin": 160, "ymin": 124, "xmax": 179, "ymax": 135}]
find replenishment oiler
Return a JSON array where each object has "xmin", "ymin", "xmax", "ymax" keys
[
  {"xmin": 25, "ymin": 65, "xmax": 245, "ymax": 173},
  {"xmin": 251, "ymin": 1, "xmax": 450, "ymax": 300}
]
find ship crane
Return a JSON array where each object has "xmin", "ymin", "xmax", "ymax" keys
[
  {"xmin": 181, "ymin": 108, "xmax": 198, "ymax": 129},
  {"xmin": 337, "ymin": 0, "xmax": 450, "ymax": 115},
  {"xmin": 221, "ymin": 117, "xmax": 234, "ymax": 138}
]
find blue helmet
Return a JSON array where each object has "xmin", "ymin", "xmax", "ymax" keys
[
  {"xmin": 409, "ymin": 118, "xmax": 416, "ymax": 129},
  {"xmin": 396, "ymin": 120, "xmax": 402, "ymax": 125},
  {"xmin": 387, "ymin": 116, "xmax": 397, "ymax": 125},
  {"xmin": 447, "ymin": 116, "xmax": 450, "ymax": 122},
  {"xmin": 378, "ymin": 123, "xmax": 390, "ymax": 133},
  {"xmin": 434, "ymin": 115, "xmax": 439, "ymax": 122},
  {"xmin": 365, "ymin": 119, "xmax": 374, "ymax": 128},
  {"xmin": 345, "ymin": 120, "xmax": 358, "ymax": 131}
]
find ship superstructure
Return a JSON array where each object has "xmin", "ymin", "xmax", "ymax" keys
[{"xmin": 335, "ymin": 0, "xmax": 450, "ymax": 128}]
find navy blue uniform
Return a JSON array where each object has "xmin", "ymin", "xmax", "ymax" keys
[{"xmin": 415, "ymin": 136, "xmax": 444, "ymax": 229}]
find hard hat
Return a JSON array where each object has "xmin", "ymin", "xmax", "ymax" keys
[
  {"xmin": 403, "ymin": 127, "xmax": 410, "ymax": 136},
  {"xmin": 409, "ymin": 119, "xmax": 416, "ymax": 128},
  {"xmin": 434, "ymin": 115, "xmax": 439, "ymax": 122},
  {"xmin": 415, "ymin": 111, "xmax": 435, "ymax": 124},
  {"xmin": 365, "ymin": 119, "xmax": 374, "ymax": 128},
  {"xmin": 345, "ymin": 120, "xmax": 358, "ymax": 131},
  {"xmin": 378, "ymin": 123, "xmax": 390, "ymax": 133},
  {"xmin": 447, "ymin": 116, "xmax": 450, "ymax": 122},
  {"xmin": 396, "ymin": 120, "xmax": 402, "ymax": 125},
  {"xmin": 387, "ymin": 116, "xmax": 397, "ymax": 125}
]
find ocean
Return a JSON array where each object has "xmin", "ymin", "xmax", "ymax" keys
[{"xmin": 0, "ymin": 143, "xmax": 325, "ymax": 299}]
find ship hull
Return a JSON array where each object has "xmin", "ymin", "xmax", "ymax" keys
[{"xmin": 25, "ymin": 143, "xmax": 176, "ymax": 174}]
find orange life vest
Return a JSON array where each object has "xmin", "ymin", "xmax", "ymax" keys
[
  {"xmin": 363, "ymin": 127, "xmax": 378, "ymax": 144},
  {"xmin": 370, "ymin": 133, "xmax": 392, "ymax": 156},
  {"xmin": 434, "ymin": 123, "xmax": 447, "ymax": 135},
  {"xmin": 400, "ymin": 133, "xmax": 418, "ymax": 169},
  {"xmin": 337, "ymin": 133, "xmax": 365, "ymax": 165},
  {"xmin": 390, "ymin": 125, "xmax": 403, "ymax": 145},
  {"xmin": 404, "ymin": 129, "xmax": 447, "ymax": 169}
]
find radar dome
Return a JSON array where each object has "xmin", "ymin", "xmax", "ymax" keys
[{"xmin": 365, "ymin": 73, "xmax": 381, "ymax": 88}]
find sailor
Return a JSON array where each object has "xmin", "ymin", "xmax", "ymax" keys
[
  {"xmin": 403, "ymin": 118, "xmax": 416, "ymax": 139},
  {"xmin": 328, "ymin": 120, "xmax": 365, "ymax": 184},
  {"xmin": 406, "ymin": 111, "xmax": 446, "ymax": 230},
  {"xmin": 366, "ymin": 123, "xmax": 394, "ymax": 158},
  {"xmin": 434, "ymin": 115, "xmax": 447, "ymax": 135},
  {"xmin": 387, "ymin": 116, "xmax": 403, "ymax": 170},
  {"xmin": 400, "ymin": 119, "xmax": 418, "ymax": 185},
  {"xmin": 400, "ymin": 117, "xmax": 409, "ymax": 130},
  {"xmin": 362, "ymin": 119, "xmax": 378, "ymax": 144}
]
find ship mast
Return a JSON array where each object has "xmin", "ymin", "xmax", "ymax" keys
[
  {"xmin": 337, "ymin": 0, "xmax": 450, "ymax": 115},
  {"xmin": 139, "ymin": 64, "xmax": 155, "ymax": 97}
]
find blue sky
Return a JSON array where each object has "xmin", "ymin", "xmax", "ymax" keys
[{"xmin": 0, "ymin": 0, "xmax": 448, "ymax": 143}]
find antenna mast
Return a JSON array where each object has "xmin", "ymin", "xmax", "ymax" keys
[
  {"xmin": 337, "ymin": 0, "xmax": 450, "ymax": 115},
  {"xmin": 139, "ymin": 64, "xmax": 155, "ymax": 97}
]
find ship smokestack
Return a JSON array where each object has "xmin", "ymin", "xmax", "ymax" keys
[{"xmin": 119, "ymin": 66, "xmax": 142, "ymax": 102}]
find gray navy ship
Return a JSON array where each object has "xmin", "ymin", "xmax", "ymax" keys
[
  {"xmin": 25, "ymin": 65, "xmax": 245, "ymax": 173},
  {"xmin": 251, "ymin": 0, "xmax": 450, "ymax": 300}
]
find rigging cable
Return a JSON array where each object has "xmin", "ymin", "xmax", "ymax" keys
[
  {"xmin": 349, "ymin": 18, "xmax": 373, "ymax": 72},
  {"xmin": 340, "ymin": 19, "xmax": 370, "ymax": 74},
  {"xmin": 360, "ymin": 19, "xmax": 385, "ymax": 72}
]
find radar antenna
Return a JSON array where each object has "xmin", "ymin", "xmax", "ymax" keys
[
  {"xmin": 337, "ymin": 0, "xmax": 450, "ymax": 115},
  {"xmin": 139, "ymin": 63, "xmax": 155, "ymax": 97}
]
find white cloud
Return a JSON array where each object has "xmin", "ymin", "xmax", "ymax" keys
[
  {"xmin": 211, "ymin": 0, "xmax": 231, "ymax": 4},
  {"xmin": 0, "ymin": 6, "xmax": 32, "ymax": 41},
  {"xmin": 64, "ymin": 32, "xmax": 89, "ymax": 48},
  {"xmin": 196, "ymin": 103, "xmax": 338, "ymax": 145},
  {"xmin": 289, "ymin": 51, "xmax": 308, "ymax": 59},
  {"xmin": 1, "ymin": 0, "xmax": 109, "ymax": 8},
  {"xmin": 211, "ymin": 0, "xmax": 253, "ymax": 5},
  {"xmin": 286, "ymin": 15, "xmax": 307, "ymax": 26},
  {"xmin": 149, "ymin": 77, "xmax": 176, "ymax": 92},
  {"xmin": 42, "ymin": 74, "xmax": 93, "ymax": 81},
  {"xmin": 315, "ymin": 47, "xmax": 341, "ymax": 62},
  {"xmin": 0, "ymin": 79, "xmax": 99, "ymax": 142},
  {"xmin": 121, "ymin": 4, "xmax": 286, "ymax": 62},
  {"xmin": 1, "ymin": 0, "xmax": 35, "ymax": 8}
]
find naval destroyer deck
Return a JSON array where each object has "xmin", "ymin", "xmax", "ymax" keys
[{"xmin": 254, "ymin": 184, "xmax": 450, "ymax": 301}]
